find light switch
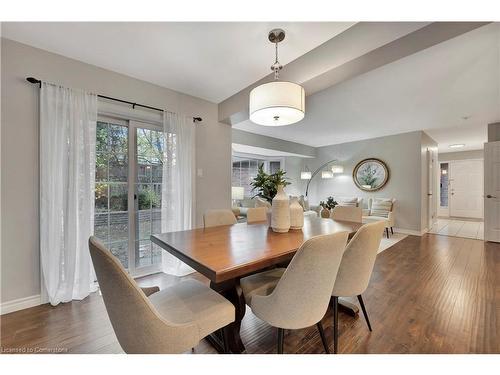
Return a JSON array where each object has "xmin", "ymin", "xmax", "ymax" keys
[{"xmin": 197, "ymin": 168, "xmax": 203, "ymax": 177}]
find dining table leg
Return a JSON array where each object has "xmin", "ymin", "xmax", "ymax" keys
[{"xmin": 207, "ymin": 279, "xmax": 246, "ymax": 354}]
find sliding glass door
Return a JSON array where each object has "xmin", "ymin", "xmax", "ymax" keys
[{"xmin": 94, "ymin": 118, "xmax": 164, "ymax": 276}]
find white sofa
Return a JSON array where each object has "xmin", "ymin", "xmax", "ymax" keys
[{"xmin": 362, "ymin": 198, "xmax": 396, "ymax": 238}]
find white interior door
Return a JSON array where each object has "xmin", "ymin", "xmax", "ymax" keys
[
  {"xmin": 484, "ymin": 142, "xmax": 500, "ymax": 242},
  {"xmin": 449, "ymin": 159, "xmax": 484, "ymax": 219}
]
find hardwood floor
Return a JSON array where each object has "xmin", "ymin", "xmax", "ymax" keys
[{"xmin": 1, "ymin": 234, "xmax": 499, "ymax": 354}]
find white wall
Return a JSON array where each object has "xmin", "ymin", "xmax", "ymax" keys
[
  {"xmin": 307, "ymin": 131, "xmax": 423, "ymax": 232},
  {"xmin": 1, "ymin": 38, "xmax": 231, "ymax": 304},
  {"xmin": 439, "ymin": 149, "xmax": 484, "ymax": 162}
]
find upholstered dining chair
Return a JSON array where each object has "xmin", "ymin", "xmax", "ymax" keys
[
  {"xmin": 330, "ymin": 206, "xmax": 362, "ymax": 223},
  {"xmin": 88, "ymin": 236, "xmax": 235, "ymax": 354},
  {"xmin": 240, "ymin": 231, "xmax": 349, "ymax": 354},
  {"xmin": 246, "ymin": 207, "xmax": 268, "ymax": 224},
  {"xmin": 330, "ymin": 221, "xmax": 385, "ymax": 353},
  {"xmin": 203, "ymin": 209, "xmax": 237, "ymax": 228}
]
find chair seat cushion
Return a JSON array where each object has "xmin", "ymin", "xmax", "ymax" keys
[
  {"xmin": 240, "ymin": 268, "xmax": 286, "ymax": 305},
  {"xmin": 149, "ymin": 279, "xmax": 235, "ymax": 340},
  {"xmin": 362, "ymin": 215, "xmax": 390, "ymax": 227}
]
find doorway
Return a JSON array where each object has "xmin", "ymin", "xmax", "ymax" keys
[{"xmin": 432, "ymin": 158, "xmax": 484, "ymax": 239}]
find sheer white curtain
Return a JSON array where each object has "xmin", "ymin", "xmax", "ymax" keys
[
  {"xmin": 161, "ymin": 111, "xmax": 195, "ymax": 276},
  {"xmin": 40, "ymin": 82, "xmax": 98, "ymax": 305}
]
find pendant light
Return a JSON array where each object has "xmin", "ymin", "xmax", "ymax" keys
[{"xmin": 249, "ymin": 29, "xmax": 305, "ymax": 126}]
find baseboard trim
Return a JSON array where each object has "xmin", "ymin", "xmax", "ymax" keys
[
  {"xmin": 393, "ymin": 228, "xmax": 426, "ymax": 236},
  {"xmin": 1, "ymin": 294, "xmax": 41, "ymax": 315}
]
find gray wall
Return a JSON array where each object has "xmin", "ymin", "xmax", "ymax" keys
[
  {"xmin": 307, "ymin": 131, "xmax": 423, "ymax": 232},
  {"xmin": 1, "ymin": 38, "xmax": 231, "ymax": 303},
  {"xmin": 488, "ymin": 122, "xmax": 500, "ymax": 142},
  {"xmin": 438, "ymin": 149, "xmax": 484, "ymax": 162}
]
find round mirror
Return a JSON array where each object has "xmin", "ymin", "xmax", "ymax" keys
[{"xmin": 353, "ymin": 158, "xmax": 389, "ymax": 192}]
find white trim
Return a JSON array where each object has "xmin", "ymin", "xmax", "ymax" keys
[
  {"xmin": 1, "ymin": 295, "xmax": 41, "ymax": 315},
  {"xmin": 393, "ymin": 227, "xmax": 427, "ymax": 236}
]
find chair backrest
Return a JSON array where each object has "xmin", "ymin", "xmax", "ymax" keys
[
  {"xmin": 247, "ymin": 207, "xmax": 268, "ymax": 224},
  {"xmin": 254, "ymin": 197, "xmax": 272, "ymax": 209},
  {"xmin": 337, "ymin": 197, "xmax": 362, "ymax": 207},
  {"xmin": 88, "ymin": 237, "xmax": 197, "ymax": 353},
  {"xmin": 331, "ymin": 206, "xmax": 362, "ymax": 223},
  {"xmin": 203, "ymin": 209, "xmax": 237, "ymax": 228},
  {"xmin": 368, "ymin": 198, "xmax": 395, "ymax": 217},
  {"xmin": 251, "ymin": 231, "xmax": 349, "ymax": 329},
  {"xmin": 332, "ymin": 221, "xmax": 385, "ymax": 297}
]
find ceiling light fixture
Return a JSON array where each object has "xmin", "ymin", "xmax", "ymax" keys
[
  {"xmin": 449, "ymin": 144, "xmax": 465, "ymax": 148},
  {"xmin": 249, "ymin": 29, "xmax": 305, "ymax": 126}
]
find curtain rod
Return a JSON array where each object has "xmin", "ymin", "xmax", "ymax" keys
[{"xmin": 26, "ymin": 77, "xmax": 203, "ymax": 123}]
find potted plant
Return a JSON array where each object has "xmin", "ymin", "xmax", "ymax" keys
[
  {"xmin": 319, "ymin": 196, "xmax": 338, "ymax": 218},
  {"xmin": 251, "ymin": 164, "xmax": 290, "ymax": 203}
]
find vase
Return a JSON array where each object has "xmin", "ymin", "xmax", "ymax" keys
[
  {"xmin": 271, "ymin": 185, "xmax": 290, "ymax": 233},
  {"xmin": 320, "ymin": 207, "xmax": 331, "ymax": 218},
  {"xmin": 289, "ymin": 196, "xmax": 304, "ymax": 230}
]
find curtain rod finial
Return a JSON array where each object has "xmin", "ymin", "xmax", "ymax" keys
[{"xmin": 26, "ymin": 77, "xmax": 42, "ymax": 87}]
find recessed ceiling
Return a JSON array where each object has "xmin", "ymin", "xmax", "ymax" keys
[
  {"xmin": 235, "ymin": 23, "xmax": 500, "ymax": 152},
  {"xmin": 1, "ymin": 22, "xmax": 354, "ymax": 103}
]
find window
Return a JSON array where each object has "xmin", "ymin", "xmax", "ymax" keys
[
  {"xmin": 93, "ymin": 119, "xmax": 165, "ymax": 276},
  {"xmin": 440, "ymin": 163, "xmax": 449, "ymax": 207},
  {"xmin": 135, "ymin": 127, "xmax": 165, "ymax": 268},
  {"xmin": 231, "ymin": 155, "xmax": 284, "ymax": 198},
  {"xmin": 95, "ymin": 121, "xmax": 129, "ymax": 268}
]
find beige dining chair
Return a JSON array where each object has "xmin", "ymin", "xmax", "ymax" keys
[
  {"xmin": 240, "ymin": 231, "xmax": 349, "ymax": 354},
  {"xmin": 203, "ymin": 209, "xmax": 237, "ymax": 228},
  {"xmin": 330, "ymin": 221, "xmax": 385, "ymax": 353},
  {"xmin": 246, "ymin": 207, "xmax": 268, "ymax": 224},
  {"xmin": 88, "ymin": 236, "xmax": 235, "ymax": 353},
  {"xmin": 330, "ymin": 206, "xmax": 363, "ymax": 223}
]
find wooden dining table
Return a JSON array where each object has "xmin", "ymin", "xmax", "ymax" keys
[{"xmin": 151, "ymin": 216, "xmax": 362, "ymax": 353}]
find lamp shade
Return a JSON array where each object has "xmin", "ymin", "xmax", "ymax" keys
[
  {"xmin": 231, "ymin": 186, "xmax": 245, "ymax": 200},
  {"xmin": 331, "ymin": 165, "xmax": 344, "ymax": 174},
  {"xmin": 300, "ymin": 171, "xmax": 312, "ymax": 180},
  {"xmin": 249, "ymin": 81, "xmax": 305, "ymax": 126}
]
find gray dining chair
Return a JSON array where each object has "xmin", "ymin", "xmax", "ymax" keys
[
  {"xmin": 240, "ymin": 231, "xmax": 349, "ymax": 354},
  {"xmin": 204, "ymin": 209, "xmax": 237, "ymax": 228},
  {"xmin": 88, "ymin": 236, "xmax": 235, "ymax": 353},
  {"xmin": 330, "ymin": 221, "xmax": 385, "ymax": 353},
  {"xmin": 246, "ymin": 207, "xmax": 268, "ymax": 224},
  {"xmin": 331, "ymin": 206, "xmax": 362, "ymax": 223}
]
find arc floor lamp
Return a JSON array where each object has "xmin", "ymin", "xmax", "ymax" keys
[{"xmin": 301, "ymin": 160, "xmax": 344, "ymax": 197}]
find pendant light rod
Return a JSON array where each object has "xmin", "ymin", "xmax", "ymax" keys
[{"xmin": 269, "ymin": 29, "xmax": 284, "ymax": 80}]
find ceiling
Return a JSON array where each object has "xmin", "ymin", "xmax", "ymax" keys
[
  {"xmin": 235, "ymin": 23, "xmax": 500, "ymax": 152},
  {"xmin": 1, "ymin": 22, "xmax": 354, "ymax": 103}
]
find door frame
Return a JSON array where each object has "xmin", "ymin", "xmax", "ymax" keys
[{"xmin": 484, "ymin": 141, "xmax": 500, "ymax": 242}]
